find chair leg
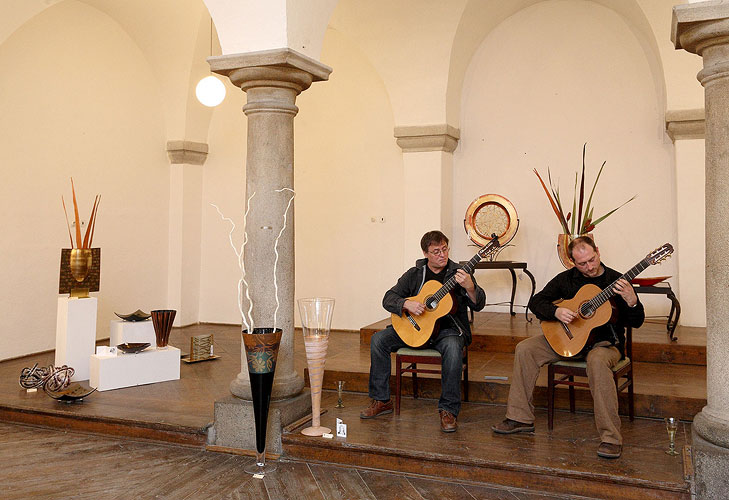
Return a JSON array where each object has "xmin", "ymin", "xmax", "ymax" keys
[
  {"xmin": 568, "ymin": 376, "xmax": 575, "ymax": 413},
  {"xmin": 395, "ymin": 355, "xmax": 402, "ymax": 416},
  {"xmin": 463, "ymin": 352, "xmax": 469, "ymax": 402},
  {"xmin": 628, "ymin": 371, "xmax": 634, "ymax": 421},
  {"xmin": 412, "ymin": 363, "xmax": 418, "ymax": 399},
  {"xmin": 547, "ymin": 364, "xmax": 555, "ymax": 431}
]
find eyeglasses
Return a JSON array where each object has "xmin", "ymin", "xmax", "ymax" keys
[{"xmin": 429, "ymin": 246, "xmax": 449, "ymax": 256}]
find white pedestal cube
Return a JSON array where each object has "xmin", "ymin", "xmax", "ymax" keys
[
  {"xmin": 110, "ymin": 319, "xmax": 155, "ymax": 346},
  {"xmin": 89, "ymin": 346, "xmax": 181, "ymax": 391},
  {"xmin": 56, "ymin": 296, "xmax": 97, "ymax": 381}
]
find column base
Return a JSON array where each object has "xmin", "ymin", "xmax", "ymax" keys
[
  {"xmin": 212, "ymin": 391, "xmax": 312, "ymax": 454},
  {"xmin": 692, "ymin": 410, "xmax": 729, "ymax": 498}
]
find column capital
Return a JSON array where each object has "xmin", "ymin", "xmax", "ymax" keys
[
  {"xmin": 666, "ymin": 108, "xmax": 706, "ymax": 141},
  {"xmin": 209, "ymin": 48, "xmax": 332, "ymax": 93},
  {"xmin": 394, "ymin": 124, "xmax": 460, "ymax": 153},
  {"xmin": 166, "ymin": 140, "xmax": 209, "ymax": 165},
  {"xmin": 672, "ymin": 3, "xmax": 729, "ymax": 55}
]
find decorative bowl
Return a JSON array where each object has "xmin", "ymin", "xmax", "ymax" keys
[
  {"xmin": 117, "ymin": 342, "xmax": 151, "ymax": 354},
  {"xmin": 45, "ymin": 383, "xmax": 97, "ymax": 402},
  {"xmin": 631, "ymin": 276, "xmax": 670, "ymax": 287},
  {"xmin": 115, "ymin": 310, "xmax": 151, "ymax": 322}
]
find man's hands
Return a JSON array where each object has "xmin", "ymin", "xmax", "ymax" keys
[
  {"xmin": 454, "ymin": 269, "xmax": 475, "ymax": 293},
  {"xmin": 555, "ymin": 307, "xmax": 577, "ymax": 324},
  {"xmin": 403, "ymin": 299, "xmax": 425, "ymax": 316},
  {"xmin": 612, "ymin": 278, "xmax": 638, "ymax": 307}
]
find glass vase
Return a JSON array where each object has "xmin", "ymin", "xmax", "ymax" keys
[
  {"xmin": 242, "ymin": 327, "xmax": 282, "ymax": 476},
  {"xmin": 298, "ymin": 297, "xmax": 335, "ymax": 436}
]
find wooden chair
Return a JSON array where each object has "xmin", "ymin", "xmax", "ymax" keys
[
  {"xmin": 547, "ymin": 326, "xmax": 634, "ymax": 430},
  {"xmin": 394, "ymin": 346, "xmax": 468, "ymax": 415}
]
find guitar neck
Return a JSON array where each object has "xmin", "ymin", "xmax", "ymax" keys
[
  {"xmin": 586, "ymin": 259, "xmax": 650, "ymax": 309},
  {"xmin": 430, "ymin": 241, "xmax": 497, "ymax": 302}
]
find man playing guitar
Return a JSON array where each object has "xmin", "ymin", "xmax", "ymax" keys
[
  {"xmin": 492, "ymin": 236, "xmax": 644, "ymax": 459},
  {"xmin": 360, "ymin": 230, "xmax": 486, "ymax": 432}
]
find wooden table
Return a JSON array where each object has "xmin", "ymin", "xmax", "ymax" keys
[
  {"xmin": 634, "ymin": 283, "xmax": 680, "ymax": 341},
  {"xmin": 461, "ymin": 260, "xmax": 536, "ymax": 321}
]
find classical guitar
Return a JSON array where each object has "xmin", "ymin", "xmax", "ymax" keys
[
  {"xmin": 391, "ymin": 235, "xmax": 500, "ymax": 348},
  {"xmin": 542, "ymin": 243, "xmax": 674, "ymax": 357}
]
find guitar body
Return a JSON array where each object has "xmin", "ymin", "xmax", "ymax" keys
[
  {"xmin": 541, "ymin": 284, "xmax": 614, "ymax": 357},
  {"xmin": 391, "ymin": 280, "xmax": 455, "ymax": 347}
]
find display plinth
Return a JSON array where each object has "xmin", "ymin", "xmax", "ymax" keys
[
  {"xmin": 89, "ymin": 346, "xmax": 180, "ymax": 391},
  {"xmin": 110, "ymin": 319, "xmax": 155, "ymax": 346},
  {"xmin": 55, "ymin": 296, "xmax": 97, "ymax": 381}
]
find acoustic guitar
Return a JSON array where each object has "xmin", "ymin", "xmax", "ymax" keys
[
  {"xmin": 542, "ymin": 243, "xmax": 674, "ymax": 357},
  {"xmin": 391, "ymin": 235, "xmax": 500, "ymax": 347}
]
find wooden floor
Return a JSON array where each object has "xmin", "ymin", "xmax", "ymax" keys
[
  {"xmin": 0, "ymin": 312, "xmax": 702, "ymax": 499},
  {"xmin": 0, "ymin": 420, "xmax": 595, "ymax": 500}
]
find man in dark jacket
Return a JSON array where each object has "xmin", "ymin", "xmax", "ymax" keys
[
  {"xmin": 492, "ymin": 236, "xmax": 644, "ymax": 459},
  {"xmin": 360, "ymin": 230, "xmax": 486, "ymax": 432}
]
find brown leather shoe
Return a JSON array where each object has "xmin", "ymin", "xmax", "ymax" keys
[
  {"xmin": 597, "ymin": 442, "xmax": 622, "ymax": 459},
  {"xmin": 439, "ymin": 409, "xmax": 457, "ymax": 433},
  {"xmin": 359, "ymin": 399, "xmax": 393, "ymax": 419},
  {"xmin": 491, "ymin": 418, "xmax": 535, "ymax": 434}
]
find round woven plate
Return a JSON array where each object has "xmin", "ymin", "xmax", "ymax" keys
[{"xmin": 464, "ymin": 194, "xmax": 518, "ymax": 247}]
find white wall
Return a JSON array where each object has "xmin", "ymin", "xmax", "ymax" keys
[
  {"xmin": 454, "ymin": 0, "xmax": 677, "ymax": 319},
  {"xmin": 0, "ymin": 1, "xmax": 169, "ymax": 360}
]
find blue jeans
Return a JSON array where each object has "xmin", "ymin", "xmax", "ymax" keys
[{"xmin": 368, "ymin": 326, "xmax": 465, "ymax": 415}]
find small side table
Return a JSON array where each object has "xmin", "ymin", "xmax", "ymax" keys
[
  {"xmin": 461, "ymin": 260, "xmax": 536, "ymax": 321},
  {"xmin": 633, "ymin": 283, "xmax": 680, "ymax": 341}
]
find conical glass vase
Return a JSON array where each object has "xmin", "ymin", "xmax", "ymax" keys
[
  {"xmin": 298, "ymin": 298, "xmax": 335, "ymax": 436},
  {"xmin": 242, "ymin": 327, "xmax": 282, "ymax": 476}
]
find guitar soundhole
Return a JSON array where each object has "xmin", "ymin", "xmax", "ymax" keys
[
  {"xmin": 580, "ymin": 303, "xmax": 593, "ymax": 319},
  {"xmin": 425, "ymin": 296, "xmax": 439, "ymax": 311}
]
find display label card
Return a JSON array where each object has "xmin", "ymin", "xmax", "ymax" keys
[
  {"xmin": 96, "ymin": 346, "xmax": 118, "ymax": 357},
  {"xmin": 322, "ymin": 433, "xmax": 334, "ymax": 439},
  {"xmin": 26, "ymin": 388, "xmax": 37, "ymax": 393},
  {"xmin": 253, "ymin": 473, "xmax": 264, "ymax": 479},
  {"xmin": 336, "ymin": 418, "xmax": 347, "ymax": 438}
]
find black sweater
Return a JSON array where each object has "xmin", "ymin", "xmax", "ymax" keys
[{"xmin": 528, "ymin": 263, "xmax": 645, "ymax": 354}]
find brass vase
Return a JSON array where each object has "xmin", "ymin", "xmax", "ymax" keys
[{"xmin": 69, "ymin": 248, "xmax": 92, "ymax": 282}]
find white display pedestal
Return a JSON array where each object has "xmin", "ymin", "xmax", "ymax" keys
[
  {"xmin": 56, "ymin": 296, "xmax": 97, "ymax": 381},
  {"xmin": 110, "ymin": 319, "xmax": 155, "ymax": 346},
  {"xmin": 89, "ymin": 346, "xmax": 181, "ymax": 391}
]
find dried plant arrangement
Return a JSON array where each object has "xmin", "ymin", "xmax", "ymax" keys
[
  {"xmin": 533, "ymin": 143, "xmax": 635, "ymax": 235},
  {"xmin": 61, "ymin": 178, "xmax": 100, "ymax": 249}
]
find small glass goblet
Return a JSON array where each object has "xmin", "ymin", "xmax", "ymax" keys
[
  {"xmin": 336, "ymin": 380, "xmax": 345, "ymax": 408},
  {"xmin": 665, "ymin": 417, "xmax": 679, "ymax": 456}
]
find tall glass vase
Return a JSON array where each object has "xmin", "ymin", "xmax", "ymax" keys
[
  {"xmin": 298, "ymin": 297, "xmax": 335, "ymax": 436},
  {"xmin": 242, "ymin": 327, "xmax": 282, "ymax": 476}
]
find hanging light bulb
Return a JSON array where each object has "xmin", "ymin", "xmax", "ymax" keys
[
  {"xmin": 196, "ymin": 18, "xmax": 226, "ymax": 107},
  {"xmin": 196, "ymin": 76, "xmax": 226, "ymax": 107}
]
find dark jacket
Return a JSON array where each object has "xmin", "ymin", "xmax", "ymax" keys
[
  {"xmin": 528, "ymin": 262, "xmax": 645, "ymax": 354},
  {"xmin": 383, "ymin": 258, "xmax": 486, "ymax": 345}
]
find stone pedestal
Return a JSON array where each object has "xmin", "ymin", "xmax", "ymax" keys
[
  {"xmin": 212, "ymin": 391, "xmax": 311, "ymax": 454},
  {"xmin": 672, "ymin": 3, "xmax": 729, "ymax": 497}
]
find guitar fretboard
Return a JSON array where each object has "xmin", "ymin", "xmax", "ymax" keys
[
  {"xmin": 429, "ymin": 238, "xmax": 499, "ymax": 303},
  {"xmin": 580, "ymin": 259, "xmax": 650, "ymax": 315}
]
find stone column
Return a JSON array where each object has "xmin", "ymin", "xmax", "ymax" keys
[
  {"xmin": 166, "ymin": 140, "xmax": 208, "ymax": 327},
  {"xmin": 672, "ymin": 4, "xmax": 729, "ymax": 497},
  {"xmin": 394, "ymin": 124, "xmax": 459, "ymax": 267},
  {"xmin": 209, "ymin": 49, "xmax": 331, "ymax": 404}
]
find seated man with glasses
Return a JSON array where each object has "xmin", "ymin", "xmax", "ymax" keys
[{"xmin": 360, "ymin": 230, "xmax": 486, "ymax": 432}]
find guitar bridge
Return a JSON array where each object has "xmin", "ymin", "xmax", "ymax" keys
[
  {"xmin": 405, "ymin": 313, "xmax": 421, "ymax": 331},
  {"xmin": 560, "ymin": 322, "xmax": 574, "ymax": 340}
]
